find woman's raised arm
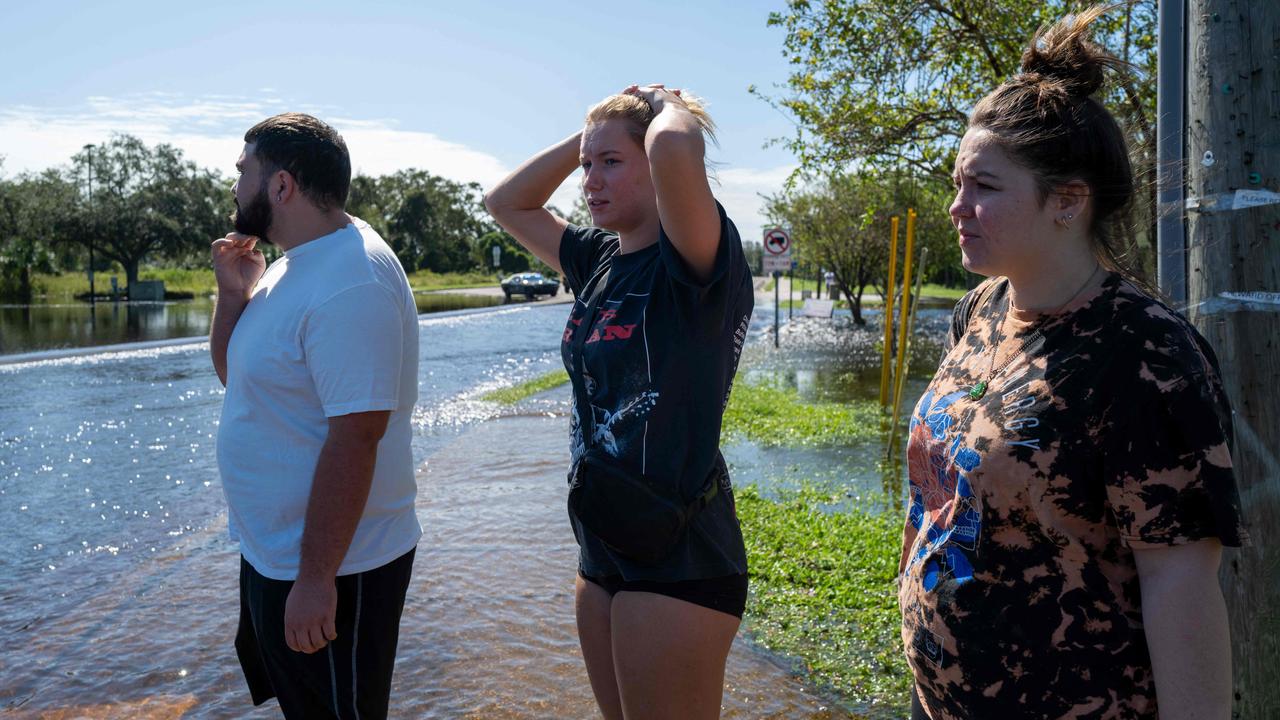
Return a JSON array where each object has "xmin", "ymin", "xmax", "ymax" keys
[
  {"xmin": 483, "ymin": 132, "xmax": 581, "ymax": 274},
  {"xmin": 629, "ymin": 85, "xmax": 721, "ymax": 283}
]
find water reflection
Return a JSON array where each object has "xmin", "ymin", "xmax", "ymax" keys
[
  {"xmin": 0, "ymin": 301, "xmax": 217, "ymax": 355},
  {"xmin": 0, "ymin": 294, "xmax": 505, "ymax": 356}
]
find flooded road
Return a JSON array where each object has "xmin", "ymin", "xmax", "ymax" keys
[{"xmin": 0, "ymin": 299, "xmax": 937, "ymax": 718}]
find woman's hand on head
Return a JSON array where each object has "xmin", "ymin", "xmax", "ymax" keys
[{"xmin": 624, "ymin": 84, "xmax": 683, "ymax": 114}]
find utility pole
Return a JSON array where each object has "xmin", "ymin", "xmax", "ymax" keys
[
  {"xmin": 83, "ymin": 144, "xmax": 96, "ymax": 306},
  {"xmin": 1185, "ymin": 3, "xmax": 1279, "ymax": 717}
]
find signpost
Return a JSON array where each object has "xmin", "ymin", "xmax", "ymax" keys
[{"xmin": 763, "ymin": 228, "xmax": 791, "ymax": 348}]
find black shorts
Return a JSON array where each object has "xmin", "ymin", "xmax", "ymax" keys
[
  {"xmin": 580, "ymin": 571, "xmax": 749, "ymax": 619},
  {"xmin": 236, "ymin": 548, "xmax": 415, "ymax": 720}
]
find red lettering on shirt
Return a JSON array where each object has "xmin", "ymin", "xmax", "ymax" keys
[{"xmin": 603, "ymin": 324, "xmax": 637, "ymax": 341}]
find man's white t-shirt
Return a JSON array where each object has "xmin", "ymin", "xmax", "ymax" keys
[{"xmin": 217, "ymin": 219, "xmax": 422, "ymax": 580}]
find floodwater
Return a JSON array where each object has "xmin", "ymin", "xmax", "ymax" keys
[
  {"xmin": 725, "ymin": 308, "xmax": 949, "ymax": 503},
  {"xmin": 0, "ymin": 294, "xmax": 503, "ymax": 356},
  {"xmin": 0, "ymin": 300, "xmax": 945, "ymax": 719}
]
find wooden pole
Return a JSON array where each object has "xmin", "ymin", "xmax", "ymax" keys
[
  {"xmin": 1186, "ymin": 3, "xmax": 1279, "ymax": 717},
  {"xmin": 880, "ymin": 215, "xmax": 901, "ymax": 411}
]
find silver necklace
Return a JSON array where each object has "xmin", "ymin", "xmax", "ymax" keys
[{"xmin": 968, "ymin": 265, "xmax": 1100, "ymax": 401}]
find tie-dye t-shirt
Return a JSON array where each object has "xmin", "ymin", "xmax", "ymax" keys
[{"xmin": 899, "ymin": 273, "xmax": 1248, "ymax": 720}]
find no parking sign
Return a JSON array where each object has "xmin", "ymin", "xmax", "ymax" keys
[{"xmin": 762, "ymin": 227, "xmax": 791, "ymax": 272}]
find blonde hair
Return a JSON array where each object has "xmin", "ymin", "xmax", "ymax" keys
[{"xmin": 584, "ymin": 92, "xmax": 718, "ymax": 148}]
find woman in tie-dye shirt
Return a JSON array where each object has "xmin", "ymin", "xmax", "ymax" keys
[{"xmin": 899, "ymin": 7, "xmax": 1249, "ymax": 720}]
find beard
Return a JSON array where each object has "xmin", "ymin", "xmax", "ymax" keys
[{"xmin": 230, "ymin": 181, "xmax": 273, "ymax": 244}]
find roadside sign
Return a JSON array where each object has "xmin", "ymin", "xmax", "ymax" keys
[
  {"xmin": 763, "ymin": 227, "xmax": 790, "ymax": 255},
  {"xmin": 762, "ymin": 227, "xmax": 792, "ymax": 272}
]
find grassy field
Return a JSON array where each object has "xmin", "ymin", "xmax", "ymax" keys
[
  {"xmin": 737, "ymin": 486, "xmax": 908, "ymax": 717},
  {"xmin": 783, "ymin": 283, "xmax": 966, "ymax": 304},
  {"xmin": 721, "ymin": 381, "xmax": 881, "ymax": 447},
  {"xmin": 29, "ymin": 267, "xmax": 499, "ymax": 302}
]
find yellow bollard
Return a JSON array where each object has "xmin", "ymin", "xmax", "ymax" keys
[
  {"xmin": 879, "ymin": 216, "xmax": 900, "ymax": 412},
  {"xmin": 890, "ymin": 245, "xmax": 929, "ymax": 462},
  {"xmin": 891, "ymin": 209, "xmax": 916, "ymax": 421}
]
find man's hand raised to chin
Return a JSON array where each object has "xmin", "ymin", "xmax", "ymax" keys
[
  {"xmin": 211, "ymin": 232, "xmax": 266, "ymax": 301},
  {"xmin": 210, "ymin": 233, "xmax": 267, "ymax": 386}
]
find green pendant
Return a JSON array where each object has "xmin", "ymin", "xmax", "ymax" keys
[{"xmin": 969, "ymin": 381, "xmax": 988, "ymax": 400}]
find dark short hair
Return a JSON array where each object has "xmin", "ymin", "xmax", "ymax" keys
[{"xmin": 244, "ymin": 113, "xmax": 351, "ymax": 211}]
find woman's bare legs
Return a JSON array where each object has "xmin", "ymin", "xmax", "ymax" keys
[
  {"xmin": 576, "ymin": 575, "xmax": 625, "ymax": 719},
  {"xmin": 575, "ymin": 577, "xmax": 740, "ymax": 720}
]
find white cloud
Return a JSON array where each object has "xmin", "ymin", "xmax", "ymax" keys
[
  {"xmin": 0, "ymin": 93, "xmax": 790, "ymax": 241},
  {"xmin": 714, "ymin": 163, "xmax": 797, "ymax": 242},
  {"xmin": 0, "ymin": 94, "xmax": 509, "ymax": 186}
]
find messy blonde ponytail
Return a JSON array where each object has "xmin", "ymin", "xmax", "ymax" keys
[{"xmin": 585, "ymin": 91, "xmax": 717, "ymax": 149}]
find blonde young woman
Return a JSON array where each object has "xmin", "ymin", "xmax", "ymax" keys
[
  {"xmin": 900, "ymin": 8, "xmax": 1249, "ymax": 720},
  {"xmin": 484, "ymin": 85, "xmax": 753, "ymax": 719}
]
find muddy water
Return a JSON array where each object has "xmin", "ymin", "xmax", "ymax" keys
[{"xmin": 0, "ymin": 302, "xmax": 879, "ymax": 719}]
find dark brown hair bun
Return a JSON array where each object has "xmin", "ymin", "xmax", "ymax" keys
[
  {"xmin": 1019, "ymin": 5, "xmax": 1128, "ymax": 98},
  {"xmin": 970, "ymin": 4, "xmax": 1137, "ymax": 280}
]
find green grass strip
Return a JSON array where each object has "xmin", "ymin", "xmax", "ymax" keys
[
  {"xmin": 405, "ymin": 269, "xmax": 502, "ymax": 292},
  {"xmin": 31, "ymin": 267, "xmax": 507, "ymax": 302},
  {"xmin": 722, "ymin": 381, "xmax": 880, "ymax": 447},
  {"xmin": 481, "ymin": 369, "xmax": 570, "ymax": 404},
  {"xmin": 738, "ymin": 485, "xmax": 909, "ymax": 717}
]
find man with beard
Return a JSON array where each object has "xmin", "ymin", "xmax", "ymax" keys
[{"xmin": 210, "ymin": 113, "xmax": 421, "ymax": 719}]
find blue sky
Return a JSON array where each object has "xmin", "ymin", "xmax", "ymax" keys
[{"xmin": 0, "ymin": 0, "xmax": 801, "ymax": 235}]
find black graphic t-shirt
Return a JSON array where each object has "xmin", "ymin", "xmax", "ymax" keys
[
  {"xmin": 899, "ymin": 273, "xmax": 1249, "ymax": 720},
  {"xmin": 558, "ymin": 201, "xmax": 753, "ymax": 582}
]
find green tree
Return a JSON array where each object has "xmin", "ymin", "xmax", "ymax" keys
[
  {"xmin": 349, "ymin": 170, "xmax": 491, "ymax": 273},
  {"xmin": 766, "ymin": 170, "xmax": 954, "ymax": 324},
  {"xmin": 755, "ymin": 0, "xmax": 1156, "ymax": 264},
  {"xmin": 61, "ymin": 135, "xmax": 230, "ymax": 292},
  {"xmin": 0, "ymin": 168, "xmax": 73, "ymax": 301},
  {"xmin": 474, "ymin": 229, "xmax": 545, "ymax": 275}
]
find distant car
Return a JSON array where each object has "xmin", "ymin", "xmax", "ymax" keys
[{"xmin": 500, "ymin": 272, "xmax": 560, "ymax": 301}]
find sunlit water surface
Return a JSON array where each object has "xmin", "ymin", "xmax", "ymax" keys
[{"xmin": 0, "ymin": 301, "xmax": 946, "ymax": 718}]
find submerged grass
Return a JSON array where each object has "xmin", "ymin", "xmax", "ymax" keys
[
  {"xmin": 721, "ymin": 380, "xmax": 880, "ymax": 447},
  {"xmin": 738, "ymin": 485, "xmax": 909, "ymax": 717},
  {"xmin": 481, "ymin": 369, "xmax": 569, "ymax": 404}
]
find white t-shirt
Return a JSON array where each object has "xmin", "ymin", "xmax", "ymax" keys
[{"xmin": 217, "ymin": 219, "xmax": 422, "ymax": 580}]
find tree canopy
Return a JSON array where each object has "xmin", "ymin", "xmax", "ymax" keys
[
  {"xmin": 753, "ymin": 0, "xmax": 1159, "ymax": 289},
  {"xmin": 753, "ymin": 0, "xmax": 1156, "ymax": 183},
  {"xmin": 766, "ymin": 170, "xmax": 956, "ymax": 324},
  {"xmin": 0, "ymin": 134, "xmax": 532, "ymax": 301}
]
